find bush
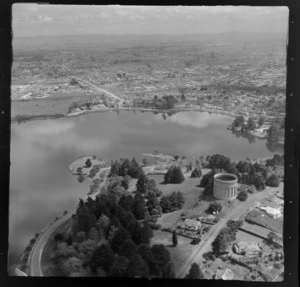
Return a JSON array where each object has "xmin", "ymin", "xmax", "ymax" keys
[
  {"xmin": 237, "ymin": 190, "xmax": 248, "ymax": 201},
  {"xmin": 207, "ymin": 202, "xmax": 222, "ymax": 214},
  {"xmin": 160, "ymin": 191, "xmax": 185, "ymax": 213},
  {"xmin": 265, "ymin": 174, "xmax": 280, "ymax": 187},
  {"xmin": 164, "ymin": 165, "xmax": 185, "ymax": 184},
  {"xmin": 191, "ymin": 167, "xmax": 202, "ymax": 178}
]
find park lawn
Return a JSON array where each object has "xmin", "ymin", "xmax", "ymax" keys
[
  {"xmin": 41, "ymin": 218, "xmax": 72, "ymax": 276},
  {"xmin": 236, "ymin": 230, "xmax": 265, "ymax": 244},
  {"xmin": 148, "ymin": 174, "xmax": 203, "ymax": 209},
  {"xmin": 151, "ymin": 230, "xmax": 197, "ymax": 276},
  {"xmin": 245, "ymin": 209, "xmax": 283, "ymax": 234}
]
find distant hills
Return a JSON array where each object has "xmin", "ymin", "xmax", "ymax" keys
[{"xmin": 13, "ymin": 31, "xmax": 287, "ymax": 51}]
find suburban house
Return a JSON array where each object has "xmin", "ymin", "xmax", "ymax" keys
[
  {"xmin": 257, "ymin": 205, "xmax": 282, "ymax": 219},
  {"xmin": 184, "ymin": 219, "xmax": 201, "ymax": 231},
  {"xmin": 214, "ymin": 267, "xmax": 234, "ymax": 280}
]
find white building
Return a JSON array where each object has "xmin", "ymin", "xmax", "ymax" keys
[
  {"xmin": 258, "ymin": 206, "xmax": 282, "ymax": 219},
  {"xmin": 184, "ymin": 219, "xmax": 201, "ymax": 231}
]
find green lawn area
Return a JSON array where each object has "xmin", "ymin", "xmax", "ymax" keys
[
  {"xmin": 245, "ymin": 209, "xmax": 283, "ymax": 234},
  {"xmin": 151, "ymin": 230, "xmax": 197, "ymax": 275},
  {"xmin": 148, "ymin": 174, "xmax": 203, "ymax": 210},
  {"xmin": 41, "ymin": 218, "xmax": 72, "ymax": 276}
]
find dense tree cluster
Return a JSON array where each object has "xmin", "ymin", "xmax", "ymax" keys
[
  {"xmin": 159, "ymin": 191, "xmax": 185, "ymax": 213},
  {"xmin": 207, "ymin": 202, "xmax": 222, "ymax": 214},
  {"xmin": 199, "ymin": 168, "xmax": 217, "ymax": 197},
  {"xmin": 266, "ymin": 126, "xmax": 284, "ymax": 142},
  {"xmin": 232, "ymin": 116, "xmax": 257, "ymax": 132},
  {"xmin": 212, "ymin": 220, "xmax": 243, "ymax": 254},
  {"xmin": 51, "ymin": 184, "xmax": 173, "ymax": 277},
  {"xmin": 266, "ymin": 154, "xmax": 284, "ymax": 167},
  {"xmin": 164, "ymin": 165, "xmax": 185, "ymax": 184},
  {"xmin": 265, "ymin": 174, "xmax": 280, "ymax": 187},
  {"xmin": 207, "ymin": 154, "xmax": 231, "ymax": 171},
  {"xmin": 136, "ymin": 173, "xmax": 162, "ymax": 197},
  {"xmin": 237, "ymin": 190, "xmax": 248, "ymax": 201},
  {"xmin": 109, "ymin": 158, "xmax": 144, "ymax": 179}
]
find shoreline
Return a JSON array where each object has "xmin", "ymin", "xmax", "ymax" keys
[{"xmin": 11, "ymin": 106, "xmax": 237, "ymax": 123}]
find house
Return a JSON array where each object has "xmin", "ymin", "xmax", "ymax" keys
[
  {"xmin": 257, "ymin": 206, "xmax": 282, "ymax": 219},
  {"xmin": 184, "ymin": 219, "xmax": 201, "ymax": 231},
  {"xmin": 215, "ymin": 268, "xmax": 234, "ymax": 280}
]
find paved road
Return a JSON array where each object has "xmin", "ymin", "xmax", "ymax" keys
[
  {"xmin": 66, "ymin": 74, "xmax": 124, "ymax": 107},
  {"xmin": 29, "ymin": 167, "xmax": 111, "ymax": 276},
  {"xmin": 176, "ymin": 190, "xmax": 275, "ymax": 278}
]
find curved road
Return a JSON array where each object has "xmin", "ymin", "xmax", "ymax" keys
[{"xmin": 177, "ymin": 189, "xmax": 277, "ymax": 278}]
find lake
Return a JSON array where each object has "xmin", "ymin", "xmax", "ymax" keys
[{"xmin": 9, "ymin": 110, "xmax": 282, "ymax": 266}]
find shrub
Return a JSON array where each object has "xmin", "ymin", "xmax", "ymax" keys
[
  {"xmin": 237, "ymin": 190, "xmax": 248, "ymax": 201},
  {"xmin": 265, "ymin": 174, "xmax": 280, "ymax": 187},
  {"xmin": 160, "ymin": 191, "xmax": 185, "ymax": 213}
]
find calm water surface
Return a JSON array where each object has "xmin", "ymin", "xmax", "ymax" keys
[{"xmin": 9, "ymin": 111, "xmax": 281, "ymax": 265}]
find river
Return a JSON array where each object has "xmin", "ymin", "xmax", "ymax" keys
[{"xmin": 9, "ymin": 110, "xmax": 283, "ymax": 266}]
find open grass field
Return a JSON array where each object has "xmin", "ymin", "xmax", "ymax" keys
[
  {"xmin": 40, "ymin": 218, "xmax": 72, "ymax": 276},
  {"xmin": 11, "ymin": 92, "xmax": 97, "ymax": 118},
  {"xmin": 151, "ymin": 230, "xmax": 198, "ymax": 275},
  {"xmin": 236, "ymin": 230, "xmax": 264, "ymax": 244}
]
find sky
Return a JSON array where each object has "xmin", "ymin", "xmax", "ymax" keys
[{"xmin": 12, "ymin": 5, "xmax": 289, "ymax": 37}]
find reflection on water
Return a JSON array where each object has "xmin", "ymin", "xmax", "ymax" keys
[{"xmin": 9, "ymin": 110, "xmax": 281, "ymax": 266}]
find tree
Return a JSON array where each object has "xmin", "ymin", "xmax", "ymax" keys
[
  {"xmin": 141, "ymin": 221, "xmax": 153, "ymax": 244},
  {"xmin": 232, "ymin": 115, "xmax": 246, "ymax": 129},
  {"xmin": 200, "ymin": 169, "xmax": 216, "ymax": 187},
  {"xmin": 246, "ymin": 117, "xmax": 256, "ymax": 131},
  {"xmin": 61, "ymin": 257, "xmax": 85, "ymax": 277},
  {"xmin": 108, "ymin": 160, "xmax": 120, "ymax": 177},
  {"xmin": 267, "ymin": 126, "xmax": 283, "ymax": 142},
  {"xmin": 76, "ymin": 239, "xmax": 97, "ymax": 263},
  {"xmin": 151, "ymin": 244, "xmax": 172, "ymax": 278},
  {"xmin": 136, "ymin": 244, "xmax": 154, "ymax": 270},
  {"xmin": 110, "ymin": 228, "xmax": 131, "ymax": 253},
  {"xmin": 136, "ymin": 173, "xmax": 148, "ymax": 194},
  {"xmin": 212, "ymin": 232, "xmax": 229, "ymax": 254},
  {"xmin": 159, "ymin": 191, "xmax": 185, "ymax": 213},
  {"xmin": 126, "ymin": 220, "xmax": 143, "ymax": 245},
  {"xmin": 172, "ymin": 230, "xmax": 178, "ymax": 247},
  {"xmin": 258, "ymin": 116, "xmax": 266, "ymax": 127},
  {"xmin": 128, "ymin": 157, "xmax": 144, "ymax": 178},
  {"xmin": 119, "ymin": 158, "xmax": 130, "ymax": 176},
  {"xmin": 72, "ymin": 199, "xmax": 97, "ymax": 234},
  {"xmin": 185, "ymin": 263, "xmax": 203, "ymax": 279},
  {"xmin": 142, "ymin": 158, "xmax": 148, "ymax": 166},
  {"xmin": 96, "ymin": 214, "xmax": 110, "ymax": 235},
  {"xmin": 88, "ymin": 227, "xmax": 100, "ymax": 242},
  {"xmin": 146, "ymin": 191, "xmax": 159, "ymax": 214},
  {"xmin": 90, "ymin": 244, "xmax": 115, "ymax": 272},
  {"xmin": 208, "ymin": 154, "xmax": 231, "ymax": 171},
  {"xmin": 265, "ymin": 174, "xmax": 280, "ymax": 187},
  {"xmin": 132, "ymin": 193, "xmax": 146, "ymax": 220},
  {"xmin": 164, "ymin": 165, "xmax": 185, "ymax": 184},
  {"xmin": 119, "ymin": 239, "xmax": 137, "ymax": 259},
  {"xmin": 267, "ymin": 232, "xmax": 280, "ymax": 245},
  {"xmin": 207, "ymin": 202, "xmax": 222, "ymax": 214},
  {"xmin": 109, "ymin": 256, "xmax": 129, "ymax": 277},
  {"xmin": 119, "ymin": 194, "xmax": 134, "ymax": 211},
  {"xmin": 237, "ymin": 190, "xmax": 248, "ymax": 201},
  {"xmin": 191, "ymin": 167, "xmax": 202, "ymax": 178},
  {"xmin": 85, "ymin": 158, "xmax": 92, "ymax": 168},
  {"xmin": 127, "ymin": 254, "xmax": 150, "ymax": 278},
  {"xmin": 226, "ymin": 220, "xmax": 243, "ymax": 232}
]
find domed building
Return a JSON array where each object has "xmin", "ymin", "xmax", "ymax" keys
[{"xmin": 213, "ymin": 173, "xmax": 238, "ymax": 200}]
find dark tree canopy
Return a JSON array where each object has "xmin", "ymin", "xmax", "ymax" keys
[
  {"xmin": 119, "ymin": 239, "xmax": 137, "ymax": 259},
  {"xmin": 160, "ymin": 191, "xmax": 185, "ymax": 213},
  {"xmin": 164, "ymin": 165, "xmax": 185, "ymax": 184},
  {"xmin": 185, "ymin": 263, "xmax": 204, "ymax": 279},
  {"xmin": 108, "ymin": 256, "xmax": 129, "ymax": 277},
  {"xmin": 127, "ymin": 254, "xmax": 150, "ymax": 278},
  {"xmin": 172, "ymin": 230, "xmax": 178, "ymax": 247},
  {"xmin": 265, "ymin": 173, "xmax": 280, "ymax": 187},
  {"xmin": 191, "ymin": 167, "xmax": 202, "ymax": 178}
]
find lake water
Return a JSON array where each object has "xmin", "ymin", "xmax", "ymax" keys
[{"xmin": 9, "ymin": 110, "xmax": 282, "ymax": 266}]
